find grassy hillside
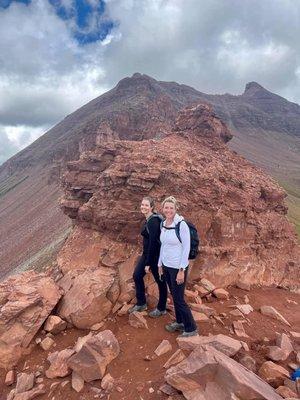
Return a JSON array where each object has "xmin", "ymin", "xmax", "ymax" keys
[{"xmin": 280, "ymin": 179, "xmax": 300, "ymax": 239}]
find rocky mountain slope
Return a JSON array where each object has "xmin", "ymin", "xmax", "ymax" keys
[
  {"xmin": 0, "ymin": 73, "xmax": 299, "ymax": 279},
  {"xmin": 0, "ymin": 97, "xmax": 299, "ymax": 400}
]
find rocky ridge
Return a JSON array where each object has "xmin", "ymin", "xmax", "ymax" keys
[
  {"xmin": 1, "ymin": 73, "xmax": 300, "ymax": 279},
  {"xmin": 0, "ymin": 87, "xmax": 300, "ymax": 400},
  {"xmin": 60, "ymin": 103, "xmax": 300, "ymax": 289}
]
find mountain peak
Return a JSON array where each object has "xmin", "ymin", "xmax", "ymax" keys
[
  {"xmin": 115, "ymin": 72, "xmax": 158, "ymax": 92},
  {"xmin": 243, "ymin": 81, "xmax": 266, "ymax": 95}
]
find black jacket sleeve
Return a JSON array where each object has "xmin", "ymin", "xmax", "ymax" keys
[{"xmin": 145, "ymin": 217, "xmax": 161, "ymax": 266}]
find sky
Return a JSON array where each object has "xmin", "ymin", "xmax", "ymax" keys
[{"xmin": 1, "ymin": 0, "xmax": 300, "ymax": 165}]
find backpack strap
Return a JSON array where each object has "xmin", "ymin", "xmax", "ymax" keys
[
  {"xmin": 161, "ymin": 219, "xmax": 186, "ymax": 244},
  {"xmin": 175, "ymin": 221, "xmax": 182, "ymax": 243}
]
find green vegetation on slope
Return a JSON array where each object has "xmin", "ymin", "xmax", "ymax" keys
[{"xmin": 279, "ymin": 179, "xmax": 300, "ymax": 240}]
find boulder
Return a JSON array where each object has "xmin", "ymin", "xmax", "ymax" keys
[
  {"xmin": 67, "ymin": 330, "xmax": 120, "ymax": 382},
  {"xmin": 13, "ymin": 384, "xmax": 46, "ymax": 400},
  {"xmin": 276, "ymin": 333, "xmax": 294, "ymax": 357},
  {"xmin": 199, "ymin": 278, "xmax": 215, "ymax": 292},
  {"xmin": 177, "ymin": 334, "xmax": 242, "ymax": 356},
  {"xmin": 164, "ymin": 349, "xmax": 186, "ymax": 369},
  {"xmin": 230, "ymin": 309, "xmax": 244, "ymax": 317},
  {"xmin": 236, "ymin": 281, "xmax": 251, "ymax": 291},
  {"xmin": 46, "ymin": 348, "xmax": 75, "ymax": 378},
  {"xmin": 90, "ymin": 322, "xmax": 105, "ymax": 331},
  {"xmin": 213, "ymin": 288, "xmax": 229, "ymax": 300},
  {"xmin": 258, "ymin": 361, "xmax": 290, "ymax": 387},
  {"xmin": 191, "ymin": 311, "xmax": 210, "ymax": 322},
  {"xmin": 74, "ymin": 332, "xmax": 93, "ymax": 353},
  {"xmin": 40, "ymin": 337, "xmax": 54, "ymax": 351},
  {"xmin": 189, "ymin": 303, "xmax": 215, "ymax": 316},
  {"xmin": 57, "ymin": 267, "xmax": 115, "ymax": 329},
  {"xmin": 15, "ymin": 373, "xmax": 35, "ymax": 393},
  {"xmin": 117, "ymin": 303, "xmax": 132, "ymax": 316},
  {"xmin": 154, "ymin": 340, "xmax": 172, "ymax": 356},
  {"xmin": 232, "ymin": 320, "xmax": 249, "ymax": 338},
  {"xmin": 44, "ymin": 315, "xmax": 67, "ymax": 334},
  {"xmin": 0, "ymin": 270, "xmax": 62, "ymax": 368},
  {"xmin": 5, "ymin": 370, "xmax": 16, "ymax": 386},
  {"xmin": 260, "ymin": 306, "xmax": 291, "ymax": 326},
  {"xmin": 165, "ymin": 345, "xmax": 282, "ymax": 400},
  {"xmin": 184, "ymin": 289, "xmax": 199, "ymax": 300},
  {"xmin": 159, "ymin": 383, "xmax": 179, "ymax": 396},
  {"xmin": 129, "ymin": 312, "xmax": 148, "ymax": 329},
  {"xmin": 276, "ymin": 386, "xmax": 298, "ymax": 398},
  {"xmin": 238, "ymin": 354, "xmax": 256, "ymax": 372},
  {"xmin": 72, "ymin": 371, "xmax": 84, "ymax": 392},
  {"xmin": 236, "ymin": 304, "xmax": 254, "ymax": 315},
  {"xmin": 101, "ymin": 373, "xmax": 115, "ymax": 392},
  {"xmin": 267, "ymin": 346, "xmax": 288, "ymax": 362}
]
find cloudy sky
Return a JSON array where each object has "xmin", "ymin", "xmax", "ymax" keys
[{"xmin": 1, "ymin": 0, "xmax": 300, "ymax": 165}]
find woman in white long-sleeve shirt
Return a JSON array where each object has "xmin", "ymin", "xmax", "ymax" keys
[{"xmin": 158, "ymin": 196, "xmax": 198, "ymax": 337}]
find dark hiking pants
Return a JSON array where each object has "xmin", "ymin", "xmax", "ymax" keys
[
  {"xmin": 162, "ymin": 265, "xmax": 197, "ymax": 332},
  {"xmin": 133, "ymin": 254, "xmax": 168, "ymax": 311}
]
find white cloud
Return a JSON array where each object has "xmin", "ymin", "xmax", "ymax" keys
[
  {"xmin": 1, "ymin": 0, "xmax": 300, "ymax": 165},
  {"xmin": 3, "ymin": 124, "xmax": 48, "ymax": 148},
  {"xmin": 0, "ymin": 0, "xmax": 111, "ymax": 165},
  {"xmin": 0, "ymin": 127, "xmax": 19, "ymax": 165}
]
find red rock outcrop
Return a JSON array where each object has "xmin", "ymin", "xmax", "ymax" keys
[
  {"xmin": 0, "ymin": 271, "xmax": 62, "ymax": 369},
  {"xmin": 59, "ymin": 103, "xmax": 300, "ymax": 290},
  {"xmin": 57, "ymin": 267, "xmax": 117, "ymax": 329}
]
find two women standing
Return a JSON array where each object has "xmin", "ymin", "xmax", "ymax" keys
[
  {"xmin": 129, "ymin": 197, "xmax": 168, "ymax": 317},
  {"xmin": 129, "ymin": 196, "xmax": 198, "ymax": 337}
]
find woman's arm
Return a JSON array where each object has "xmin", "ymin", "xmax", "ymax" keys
[
  {"xmin": 179, "ymin": 221, "xmax": 190, "ymax": 268},
  {"xmin": 145, "ymin": 217, "xmax": 161, "ymax": 266}
]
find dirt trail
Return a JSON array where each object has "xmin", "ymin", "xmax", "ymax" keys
[{"xmin": 1, "ymin": 286, "xmax": 299, "ymax": 400}]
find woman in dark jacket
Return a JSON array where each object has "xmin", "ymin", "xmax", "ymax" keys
[{"xmin": 129, "ymin": 196, "xmax": 168, "ymax": 317}]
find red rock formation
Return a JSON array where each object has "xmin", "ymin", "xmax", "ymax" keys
[
  {"xmin": 59, "ymin": 103, "xmax": 300, "ymax": 290},
  {"xmin": 0, "ymin": 271, "xmax": 62, "ymax": 369}
]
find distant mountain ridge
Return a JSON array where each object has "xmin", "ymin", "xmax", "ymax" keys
[
  {"xmin": 2, "ymin": 73, "xmax": 299, "ymax": 175},
  {"xmin": 0, "ymin": 73, "xmax": 299, "ymax": 279}
]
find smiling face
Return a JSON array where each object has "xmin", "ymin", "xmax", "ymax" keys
[
  {"xmin": 162, "ymin": 201, "xmax": 177, "ymax": 220},
  {"xmin": 140, "ymin": 198, "xmax": 153, "ymax": 216}
]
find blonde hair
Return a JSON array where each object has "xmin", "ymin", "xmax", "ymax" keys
[{"xmin": 162, "ymin": 196, "xmax": 179, "ymax": 210}]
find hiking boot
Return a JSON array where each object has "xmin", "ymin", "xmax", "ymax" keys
[
  {"xmin": 165, "ymin": 321, "xmax": 184, "ymax": 332},
  {"xmin": 148, "ymin": 309, "xmax": 167, "ymax": 318},
  {"xmin": 178, "ymin": 330, "xmax": 199, "ymax": 338},
  {"xmin": 128, "ymin": 304, "xmax": 147, "ymax": 314}
]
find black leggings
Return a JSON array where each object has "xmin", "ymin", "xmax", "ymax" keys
[
  {"xmin": 133, "ymin": 254, "xmax": 168, "ymax": 311},
  {"xmin": 162, "ymin": 265, "xmax": 197, "ymax": 332}
]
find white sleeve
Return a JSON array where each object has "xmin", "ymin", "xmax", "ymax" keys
[{"xmin": 179, "ymin": 221, "xmax": 190, "ymax": 268}]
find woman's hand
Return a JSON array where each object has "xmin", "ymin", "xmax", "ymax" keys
[
  {"xmin": 145, "ymin": 265, "xmax": 151, "ymax": 273},
  {"xmin": 176, "ymin": 269, "xmax": 184, "ymax": 284},
  {"xmin": 158, "ymin": 266, "xmax": 163, "ymax": 279}
]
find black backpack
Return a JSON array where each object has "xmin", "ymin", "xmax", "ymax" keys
[{"xmin": 161, "ymin": 219, "xmax": 200, "ymax": 260}]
